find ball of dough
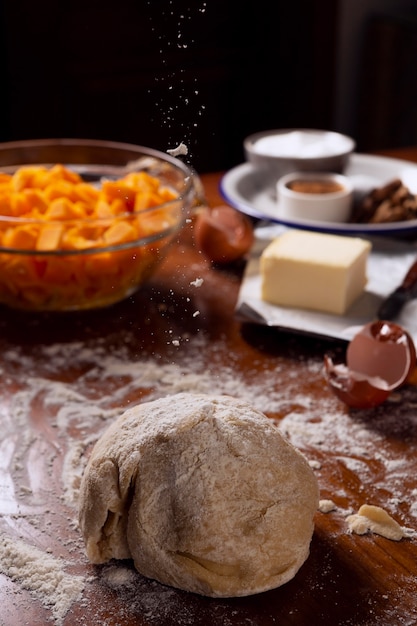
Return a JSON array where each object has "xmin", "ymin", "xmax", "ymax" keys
[{"xmin": 78, "ymin": 393, "xmax": 319, "ymax": 597}]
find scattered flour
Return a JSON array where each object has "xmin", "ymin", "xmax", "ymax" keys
[
  {"xmin": 0, "ymin": 533, "xmax": 85, "ymax": 625},
  {"xmin": 101, "ymin": 563, "xmax": 138, "ymax": 590},
  {"xmin": 1, "ymin": 329, "xmax": 416, "ymax": 623}
]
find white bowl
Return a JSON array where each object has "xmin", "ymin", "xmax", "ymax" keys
[
  {"xmin": 276, "ymin": 171, "xmax": 354, "ymax": 223},
  {"xmin": 244, "ymin": 128, "xmax": 355, "ymax": 182}
]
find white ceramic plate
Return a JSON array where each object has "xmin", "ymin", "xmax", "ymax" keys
[{"xmin": 220, "ymin": 153, "xmax": 417, "ymax": 235}]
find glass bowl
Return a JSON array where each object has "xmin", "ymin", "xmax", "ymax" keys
[{"xmin": 0, "ymin": 138, "xmax": 199, "ymax": 311}]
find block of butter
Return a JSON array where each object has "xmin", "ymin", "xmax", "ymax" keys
[{"xmin": 260, "ymin": 230, "xmax": 371, "ymax": 315}]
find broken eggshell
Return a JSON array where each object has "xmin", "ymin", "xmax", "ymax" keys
[
  {"xmin": 194, "ymin": 205, "xmax": 254, "ymax": 264},
  {"xmin": 324, "ymin": 320, "xmax": 416, "ymax": 409}
]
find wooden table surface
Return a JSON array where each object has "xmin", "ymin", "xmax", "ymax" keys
[{"xmin": 1, "ymin": 147, "xmax": 417, "ymax": 626}]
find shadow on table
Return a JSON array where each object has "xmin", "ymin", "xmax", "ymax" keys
[{"xmin": 73, "ymin": 530, "xmax": 405, "ymax": 626}]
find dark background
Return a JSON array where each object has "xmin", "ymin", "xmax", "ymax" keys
[{"xmin": 0, "ymin": 0, "xmax": 417, "ymax": 173}]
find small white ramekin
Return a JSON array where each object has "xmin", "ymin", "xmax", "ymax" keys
[{"xmin": 276, "ymin": 171, "xmax": 354, "ymax": 223}]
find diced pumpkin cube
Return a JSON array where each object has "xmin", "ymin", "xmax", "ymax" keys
[
  {"xmin": 44, "ymin": 180, "xmax": 79, "ymax": 202},
  {"xmin": 61, "ymin": 225, "xmax": 101, "ymax": 250},
  {"xmin": 23, "ymin": 189, "xmax": 49, "ymax": 214},
  {"xmin": 3, "ymin": 225, "xmax": 38, "ymax": 250},
  {"xmin": 46, "ymin": 197, "xmax": 81, "ymax": 220},
  {"xmin": 135, "ymin": 208, "xmax": 173, "ymax": 236},
  {"xmin": 11, "ymin": 192, "xmax": 32, "ymax": 216},
  {"xmin": 96, "ymin": 200, "xmax": 114, "ymax": 218},
  {"xmin": 103, "ymin": 220, "xmax": 137, "ymax": 246},
  {"xmin": 101, "ymin": 181, "xmax": 135, "ymax": 208},
  {"xmin": 124, "ymin": 171, "xmax": 159, "ymax": 191},
  {"xmin": 134, "ymin": 191, "xmax": 162, "ymax": 211},
  {"xmin": 109, "ymin": 198, "xmax": 129, "ymax": 215},
  {"xmin": 36, "ymin": 224, "xmax": 64, "ymax": 251},
  {"xmin": 12, "ymin": 166, "xmax": 45, "ymax": 191},
  {"xmin": 47, "ymin": 164, "xmax": 82, "ymax": 184},
  {"xmin": 74, "ymin": 182, "xmax": 100, "ymax": 205},
  {"xmin": 0, "ymin": 193, "xmax": 12, "ymax": 216}
]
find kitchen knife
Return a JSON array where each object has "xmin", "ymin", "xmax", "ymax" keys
[{"xmin": 377, "ymin": 259, "xmax": 417, "ymax": 320}]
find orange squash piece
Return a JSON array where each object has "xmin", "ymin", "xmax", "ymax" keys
[{"xmin": 0, "ymin": 164, "xmax": 179, "ymax": 309}]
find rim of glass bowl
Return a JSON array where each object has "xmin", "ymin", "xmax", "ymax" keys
[{"xmin": 0, "ymin": 138, "xmax": 197, "ymax": 256}]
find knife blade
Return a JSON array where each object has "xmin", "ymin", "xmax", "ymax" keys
[{"xmin": 377, "ymin": 259, "xmax": 417, "ymax": 320}]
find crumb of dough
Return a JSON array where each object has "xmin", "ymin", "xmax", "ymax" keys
[
  {"xmin": 309, "ymin": 460, "xmax": 322, "ymax": 470},
  {"xmin": 346, "ymin": 504, "xmax": 410, "ymax": 541},
  {"xmin": 167, "ymin": 142, "xmax": 188, "ymax": 157},
  {"xmin": 318, "ymin": 499, "xmax": 336, "ymax": 513}
]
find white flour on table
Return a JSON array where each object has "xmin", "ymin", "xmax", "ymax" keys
[{"xmin": 0, "ymin": 330, "xmax": 416, "ymax": 624}]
